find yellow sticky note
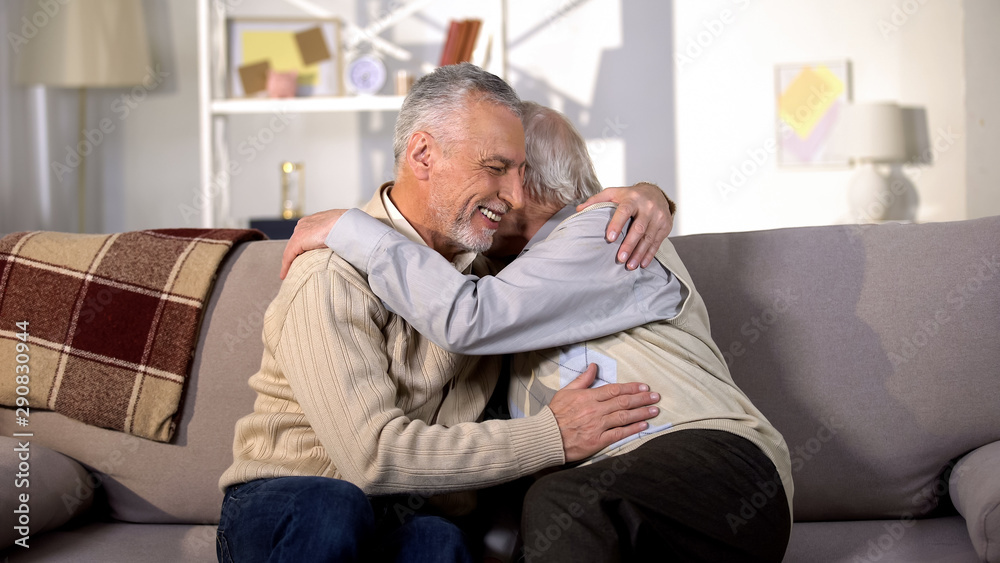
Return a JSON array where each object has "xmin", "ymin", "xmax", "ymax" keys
[
  {"xmin": 242, "ymin": 31, "xmax": 319, "ymax": 86},
  {"xmin": 779, "ymin": 66, "xmax": 844, "ymax": 139}
]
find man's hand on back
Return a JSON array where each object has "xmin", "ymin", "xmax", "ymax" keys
[
  {"xmin": 280, "ymin": 209, "xmax": 348, "ymax": 279},
  {"xmin": 548, "ymin": 363, "xmax": 661, "ymax": 463},
  {"xmin": 576, "ymin": 182, "xmax": 676, "ymax": 271}
]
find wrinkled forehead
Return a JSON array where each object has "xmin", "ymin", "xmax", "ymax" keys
[{"xmin": 457, "ymin": 99, "xmax": 525, "ymax": 162}]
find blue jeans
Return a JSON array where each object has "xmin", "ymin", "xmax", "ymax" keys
[{"xmin": 216, "ymin": 477, "xmax": 473, "ymax": 563}]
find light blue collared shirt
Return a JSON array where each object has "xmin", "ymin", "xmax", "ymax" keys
[{"xmin": 325, "ymin": 203, "xmax": 684, "ymax": 355}]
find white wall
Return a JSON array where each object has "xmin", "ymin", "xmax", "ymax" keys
[
  {"xmin": 897, "ymin": 0, "xmax": 967, "ymax": 223},
  {"xmin": 506, "ymin": 0, "xmax": 676, "ymax": 194},
  {"xmin": 94, "ymin": 0, "xmax": 202, "ymax": 232},
  {"xmin": 10, "ymin": 1, "xmax": 990, "ymax": 234},
  {"xmin": 964, "ymin": 0, "xmax": 1000, "ymax": 220},
  {"xmin": 673, "ymin": 0, "xmax": 975, "ymax": 235},
  {"xmin": 0, "ymin": 0, "xmax": 675, "ymax": 233}
]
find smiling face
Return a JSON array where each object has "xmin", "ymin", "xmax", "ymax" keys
[
  {"xmin": 485, "ymin": 189, "xmax": 564, "ymax": 261},
  {"xmin": 426, "ymin": 98, "xmax": 527, "ymax": 256}
]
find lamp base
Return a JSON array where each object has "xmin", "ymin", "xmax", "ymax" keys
[{"xmin": 847, "ymin": 163, "xmax": 918, "ymax": 223}]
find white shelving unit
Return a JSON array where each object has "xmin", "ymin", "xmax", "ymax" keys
[
  {"xmin": 211, "ymin": 96, "xmax": 408, "ymax": 115},
  {"xmin": 196, "ymin": 0, "xmax": 507, "ymax": 228}
]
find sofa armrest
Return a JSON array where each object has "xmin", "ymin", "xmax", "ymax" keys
[{"xmin": 951, "ymin": 440, "xmax": 1000, "ymax": 562}]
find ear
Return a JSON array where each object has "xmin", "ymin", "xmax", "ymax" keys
[{"xmin": 406, "ymin": 131, "xmax": 436, "ymax": 181}]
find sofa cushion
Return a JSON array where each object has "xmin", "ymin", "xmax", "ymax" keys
[
  {"xmin": 671, "ymin": 216, "xmax": 1000, "ymax": 520},
  {"xmin": 0, "ymin": 522, "xmax": 217, "ymax": 562},
  {"xmin": 950, "ymin": 440, "xmax": 1000, "ymax": 562},
  {"xmin": 0, "ymin": 437, "xmax": 94, "ymax": 549},
  {"xmin": 0, "ymin": 241, "xmax": 286, "ymax": 524},
  {"xmin": 784, "ymin": 517, "xmax": 979, "ymax": 562}
]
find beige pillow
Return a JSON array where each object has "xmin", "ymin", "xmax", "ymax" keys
[{"xmin": 0, "ymin": 435, "xmax": 95, "ymax": 549}]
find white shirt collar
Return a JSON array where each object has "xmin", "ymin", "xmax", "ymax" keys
[{"xmin": 367, "ymin": 182, "xmax": 477, "ymax": 273}]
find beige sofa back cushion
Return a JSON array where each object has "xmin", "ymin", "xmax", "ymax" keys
[{"xmin": 672, "ymin": 216, "xmax": 1000, "ymax": 521}]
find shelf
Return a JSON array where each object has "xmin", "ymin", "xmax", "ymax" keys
[
  {"xmin": 211, "ymin": 95, "xmax": 406, "ymax": 114},
  {"xmin": 197, "ymin": 0, "xmax": 507, "ymax": 227}
]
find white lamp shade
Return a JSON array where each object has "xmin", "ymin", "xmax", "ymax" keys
[
  {"xmin": 15, "ymin": 0, "xmax": 151, "ymax": 88},
  {"xmin": 837, "ymin": 102, "xmax": 908, "ymax": 163}
]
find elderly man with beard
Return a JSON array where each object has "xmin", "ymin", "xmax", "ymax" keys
[
  {"xmin": 287, "ymin": 101, "xmax": 794, "ymax": 562},
  {"xmin": 217, "ymin": 64, "xmax": 673, "ymax": 563}
]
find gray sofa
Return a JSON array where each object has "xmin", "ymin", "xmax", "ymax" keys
[{"xmin": 2, "ymin": 216, "xmax": 998, "ymax": 562}]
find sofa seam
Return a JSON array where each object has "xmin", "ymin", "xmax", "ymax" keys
[{"xmin": 982, "ymin": 500, "xmax": 998, "ymax": 562}]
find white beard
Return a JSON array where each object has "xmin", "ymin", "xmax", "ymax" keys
[{"xmin": 429, "ymin": 190, "xmax": 496, "ymax": 254}]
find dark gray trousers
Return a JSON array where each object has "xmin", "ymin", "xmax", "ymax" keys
[{"xmin": 519, "ymin": 429, "xmax": 791, "ymax": 563}]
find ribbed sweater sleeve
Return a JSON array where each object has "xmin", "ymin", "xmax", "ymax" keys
[{"xmin": 275, "ymin": 259, "xmax": 565, "ymax": 495}]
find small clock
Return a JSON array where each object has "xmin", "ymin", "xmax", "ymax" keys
[{"xmin": 347, "ymin": 55, "xmax": 387, "ymax": 95}]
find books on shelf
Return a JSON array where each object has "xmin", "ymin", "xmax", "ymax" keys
[
  {"xmin": 440, "ymin": 20, "xmax": 461, "ymax": 66},
  {"xmin": 439, "ymin": 19, "xmax": 482, "ymax": 67}
]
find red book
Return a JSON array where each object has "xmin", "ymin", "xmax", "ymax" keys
[
  {"xmin": 439, "ymin": 20, "xmax": 461, "ymax": 66},
  {"xmin": 451, "ymin": 21, "xmax": 471, "ymax": 65},
  {"xmin": 459, "ymin": 19, "xmax": 482, "ymax": 63}
]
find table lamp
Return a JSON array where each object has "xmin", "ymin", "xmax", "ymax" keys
[
  {"xmin": 15, "ymin": 0, "xmax": 151, "ymax": 232},
  {"xmin": 837, "ymin": 102, "xmax": 921, "ymax": 223}
]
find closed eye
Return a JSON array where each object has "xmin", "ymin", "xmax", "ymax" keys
[{"xmin": 481, "ymin": 154, "xmax": 516, "ymax": 175}]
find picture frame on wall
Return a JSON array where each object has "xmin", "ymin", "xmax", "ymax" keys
[
  {"xmin": 775, "ymin": 60, "xmax": 853, "ymax": 167},
  {"xmin": 227, "ymin": 17, "xmax": 345, "ymax": 98}
]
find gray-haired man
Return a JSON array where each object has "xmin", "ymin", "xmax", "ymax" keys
[{"xmin": 217, "ymin": 64, "xmax": 671, "ymax": 562}]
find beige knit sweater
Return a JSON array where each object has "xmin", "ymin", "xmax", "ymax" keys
[
  {"xmin": 219, "ymin": 187, "xmax": 566, "ymax": 496},
  {"xmin": 509, "ymin": 205, "xmax": 794, "ymax": 513}
]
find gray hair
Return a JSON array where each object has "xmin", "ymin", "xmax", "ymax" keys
[
  {"xmin": 393, "ymin": 63, "xmax": 522, "ymax": 172},
  {"xmin": 520, "ymin": 101, "xmax": 602, "ymax": 207}
]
